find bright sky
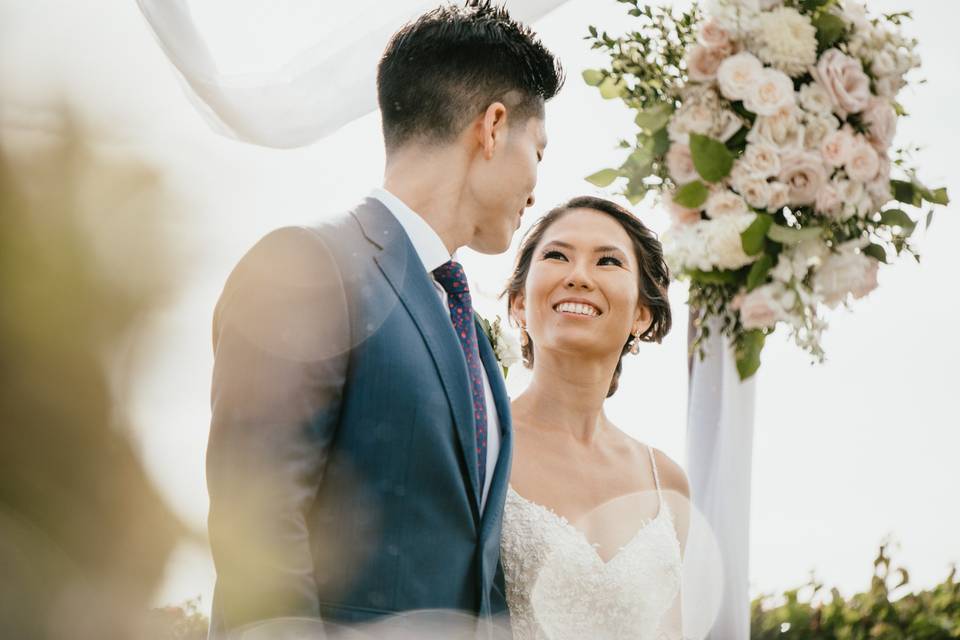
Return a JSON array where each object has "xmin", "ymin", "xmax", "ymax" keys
[{"xmin": 2, "ymin": 0, "xmax": 957, "ymax": 616}]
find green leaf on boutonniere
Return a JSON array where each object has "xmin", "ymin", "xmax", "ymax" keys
[
  {"xmin": 767, "ymin": 223, "xmax": 823, "ymax": 244},
  {"xmin": 689, "ymin": 133, "xmax": 734, "ymax": 183},
  {"xmin": 746, "ymin": 254, "xmax": 775, "ymax": 291},
  {"xmin": 585, "ymin": 168, "xmax": 621, "ymax": 187},
  {"xmin": 735, "ymin": 329, "xmax": 766, "ymax": 380},
  {"xmin": 741, "ymin": 213, "xmax": 773, "ymax": 256},
  {"xmin": 673, "ymin": 180, "xmax": 709, "ymax": 208}
]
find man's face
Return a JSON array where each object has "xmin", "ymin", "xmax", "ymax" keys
[{"xmin": 466, "ymin": 112, "xmax": 547, "ymax": 254}]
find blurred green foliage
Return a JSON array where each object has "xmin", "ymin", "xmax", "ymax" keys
[
  {"xmin": 0, "ymin": 111, "xmax": 186, "ymax": 639},
  {"xmin": 752, "ymin": 542, "xmax": 960, "ymax": 639}
]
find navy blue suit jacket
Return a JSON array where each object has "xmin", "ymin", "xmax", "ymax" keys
[{"xmin": 206, "ymin": 198, "xmax": 513, "ymax": 637}]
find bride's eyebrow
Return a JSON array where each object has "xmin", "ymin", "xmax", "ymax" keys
[{"xmin": 542, "ymin": 240, "xmax": 628, "ymax": 257}]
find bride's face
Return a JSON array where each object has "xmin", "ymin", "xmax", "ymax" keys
[{"xmin": 515, "ymin": 208, "xmax": 650, "ymax": 362}]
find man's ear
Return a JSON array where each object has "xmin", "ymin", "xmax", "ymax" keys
[{"xmin": 478, "ymin": 102, "xmax": 508, "ymax": 160}]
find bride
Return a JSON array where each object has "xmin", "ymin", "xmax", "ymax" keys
[{"xmin": 499, "ymin": 196, "xmax": 689, "ymax": 640}]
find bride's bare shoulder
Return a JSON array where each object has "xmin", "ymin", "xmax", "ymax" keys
[{"xmin": 649, "ymin": 447, "xmax": 690, "ymax": 499}]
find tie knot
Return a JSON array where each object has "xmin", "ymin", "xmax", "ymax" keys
[{"xmin": 433, "ymin": 260, "xmax": 470, "ymax": 297}]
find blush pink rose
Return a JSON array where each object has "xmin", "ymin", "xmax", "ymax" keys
[
  {"xmin": 666, "ymin": 193, "xmax": 703, "ymax": 227},
  {"xmin": 739, "ymin": 285, "xmax": 782, "ymax": 329},
  {"xmin": 666, "ymin": 143, "xmax": 699, "ymax": 184},
  {"xmin": 778, "ymin": 151, "xmax": 828, "ymax": 205},
  {"xmin": 846, "ymin": 136, "xmax": 880, "ymax": 182},
  {"xmin": 820, "ymin": 127, "xmax": 855, "ymax": 167},
  {"xmin": 687, "ymin": 44, "xmax": 729, "ymax": 82},
  {"xmin": 813, "ymin": 48, "xmax": 871, "ymax": 118},
  {"xmin": 862, "ymin": 97, "xmax": 898, "ymax": 151},
  {"xmin": 698, "ymin": 17, "xmax": 733, "ymax": 51}
]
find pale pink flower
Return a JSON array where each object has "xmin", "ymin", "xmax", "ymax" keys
[
  {"xmin": 705, "ymin": 189, "xmax": 749, "ymax": 219},
  {"xmin": 862, "ymin": 97, "xmax": 898, "ymax": 151},
  {"xmin": 717, "ymin": 52, "xmax": 764, "ymax": 101},
  {"xmin": 778, "ymin": 151, "xmax": 827, "ymax": 205},
  {"xmin": 698, "ymin": 17, "xmax": 733, "ymax": 50},
  {"xmin": 744, "ymin": 67, "xmax": 796, "ymax": 116},
  {"xmin": 666, "ymin": 193, "xmax": 703, "ymax": 227},
  {"xmin": 687, "ymin": 44, "xmax": 729, "ymax": 83},
  {"xmin": 766, "ymin": 182, "xmax": 791, "ymax": 212},
  {"xmin": 846, "ymin": 136, "xmax": 880, "ymax": 182},
  {"xmin": 666, "ymin": 143, "xmax": 700, "ymax": 185},
  {"xmin": 740, "ymin": 285, "xmax": 783, "ymax": 329},
  {"xmin": 814, "ymin": 182, "xmax": 842, "ymax": 217},
  {"xmin": 820, "ymin": 127, "xmax": 855, "ymax": 167},
  {"xmin": 813, "ymin": 48, "xmax": 871, "ymax": 118}
]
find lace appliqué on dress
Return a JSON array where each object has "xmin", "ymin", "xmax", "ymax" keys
[{"xmin": 500, "ymin": 447, "xmax": 682, "ymax": 640}]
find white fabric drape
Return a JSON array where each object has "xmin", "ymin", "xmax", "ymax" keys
[
  {"xmin": 135, "ymin": 0, "xmax": 571, "ymax": 149},
  {"xmin": 687, "ymin": 315, "xmax": 756, "ymax": 640}
]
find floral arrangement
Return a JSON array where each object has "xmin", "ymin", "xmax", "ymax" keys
[
  {"xmin": 584, "ymin": 0, "xmax": 949, "ymax": 378},
  {"xmin": 478, "ymin": 314, "xmax": 523, "ymax": 378}
]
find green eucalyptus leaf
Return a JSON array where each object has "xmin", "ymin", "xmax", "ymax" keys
[
  {"xmin": 673, "ymin": 181, "xmax": 709, "ymax": 208},
  {"xmin": 922, "ymin": 186, "xmax": 949, "ymax": 205},
  {"xmin": 746, "ymin": 254, "xmax": 774, "ymax": 291},
  {"xmin": 767, "ymin": 223, "xmax": 823, "ymax": 244},
  {"xmin": 585, "ymin": 168, "xmax": 621, "ymax": 187},
  {"xmin": 813, "ymin": 13, "xmax": 847, "ymax": 52},
  {"xmin": 890, "ymin": 179, "xmax": 920, "ymax": 206},
  {"xmin": 599, "ymin": 76, "xmax": 627, "ymax": 99},
  {"xmin": 863, "ymin": 243, "xmax": 888, "ymax": 263},
  {"xmin": 741, "ymin": 213, "xmax": 773, "ymax": 256},
  {"xmin": 689, "ymin": 133, "xmax": 734, "ymax": 183},
  {"xmin": 879, "ymin": 208, "xmax": 916, "ymax": 234},
  {"xmin": 688, "ymin": 268, "xmax": 739, "ymax": 285},
  {"xmin": 735, "ymin": 329, "xmax": 766, "ymax": 380},
  {"xmin": 582, "ymin": 69, "xmax": 604, "ymax": 87},
  {"xmin": 634, "ymin": 102, "xmax": 674, "ymax": 132}
]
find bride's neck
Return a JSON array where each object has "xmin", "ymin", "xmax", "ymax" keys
[{"xmin": 514, "ymin": 352, "xmax": 614, "ymax": 445}]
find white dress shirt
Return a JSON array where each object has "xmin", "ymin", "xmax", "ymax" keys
[{"xmin": 370, "ymin": 188, "xmax": 501, "ymax": 514}]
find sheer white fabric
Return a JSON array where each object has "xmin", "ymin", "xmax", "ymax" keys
[
  {"xmin": 135, "ymin": 0, "xmax": 572, "ymax": 148},
  {"xmin": 686, "ymin": 317, "xmax": 756, "ymax": 640},
  {"xmin": 501, "ymin": 446, "xmax": 682, "ymax": 639}
]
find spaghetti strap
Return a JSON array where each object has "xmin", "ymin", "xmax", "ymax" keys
[{"xmin": 646, "ymin": 445, "xmax": 663, "ymax": 505}]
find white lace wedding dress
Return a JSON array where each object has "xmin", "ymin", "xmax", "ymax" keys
[{"xmin": 500, "ymin": 445, "xmax": 682, "ymax": 639}]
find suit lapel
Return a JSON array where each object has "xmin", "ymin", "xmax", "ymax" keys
[
  {"xmin": 352, "ymin": 200, "xmax": 481, "ymax": 519},
  {"xmin": 474, "ymin": 315, "xmax": 514, "ymax": 539}
]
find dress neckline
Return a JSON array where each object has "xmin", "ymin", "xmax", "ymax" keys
[{"xmin": 506, "ymin": 485, "xmax": 669, "ymax": 566}]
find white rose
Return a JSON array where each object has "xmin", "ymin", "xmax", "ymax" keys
[
  {"xmin": 766, "ymin": 181, "xmax": 790, "ymax": 212},
  {"xmin": 742, "ymin": 143, "xmax": 781, "ymax": 178},
  {"xmin": 820, "ymin": 127, "xmax": 855, "ymax": 167},
  {"xmin": 748, "ymin": 105, "xmax": 805, "ymax": 151},
  {"xmin": 744, "ymin": 67, "xmax": 796, "ymax": 116},
  {"xmin": 871, "ymin": 50, "xmax": 896, "ymax": 77},
  {"xmin": 862, "ymin": 97, "xmax": 897, "ymax": 151},
  {"xmin": 493, "ymin": 327, "xmax": 523, "ymax": 369},
  {"xmin": 751, "ymin": 7, "xmax": 818, "ymax": 77},
  {"xmin": 814, "ymin": 243, "xmax": 880, "ymax": 308},
  {"xmin": 798, "ymin": 82, "xmax": 833, "ymax": 115},
  {"xmin": 705, "ymin": 189, "xmax": 750, "ymax": 218},
  {"xmin": 666, "ymin": 143, "xmax": 700, "ymax": 184},
  {"xmin": 803, "ymin": 113, "xmax": 840, "ymax": 150},
  {"xmin": 845, "ymin": 136, "xmax": 880, "ymax": 182},
  {"xmin": 717, "ymin": 52, "xmax": 764, "ymax": 101},
  {"xmin": 667, "ymin": 102, "xmax": 715, "ymax": 144},
  {"xmin": 706, "ymin": 213, "xmax": 758, "ymax": 269},
  {"xmin": 778, "ymin": 151, "xmax": 827, "ymax": 205},
  {"xmin": 738, "ymin": 176, "xmax": 771, "ymax": 209},
  {"xmin": 842, "ymin": 0, "xmax": 869, "ymax": 30},
  {"xmin": 812, "ymin": 48, "xmax": 872, "ymax": 117}
]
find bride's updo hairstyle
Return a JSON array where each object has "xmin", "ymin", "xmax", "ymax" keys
[{"xmin": 502, "ymin": 196, "xmax": 672, "ymax": 397}]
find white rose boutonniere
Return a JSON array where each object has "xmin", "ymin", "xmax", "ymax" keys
[{"xmin": 477, "ymin": 314, "xmax": 522, "ymax": 379}]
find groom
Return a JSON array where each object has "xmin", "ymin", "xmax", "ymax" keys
[{"xmin": 205, "ymin": 2, "xmax": 562, "ymax": 637}]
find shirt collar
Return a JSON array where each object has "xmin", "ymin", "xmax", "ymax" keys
[{"xmin": 370, "ymin": 187, "xmax": 456, "ymax": 272}]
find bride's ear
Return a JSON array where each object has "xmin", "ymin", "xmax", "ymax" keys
[
  {"xmin": 509, "ymin": 291, "xmax": 526, "ymax": 328},
  {"xmin": 633, "ymin": 304, "xmax": 652, "ymax": 336}
]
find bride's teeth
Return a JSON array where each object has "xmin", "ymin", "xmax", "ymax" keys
[{"xmin": 555, "ymin": 302, "xmax": 599, "ymax": 316}]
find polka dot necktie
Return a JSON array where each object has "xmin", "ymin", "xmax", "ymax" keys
[{"xmin": 432, "ymin": 260, "xmax": 487, "ymax": 492}]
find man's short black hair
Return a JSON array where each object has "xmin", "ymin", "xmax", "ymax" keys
[{"xmin": 377, "ymin": 1, "xmax": 564, "ymax": 151}]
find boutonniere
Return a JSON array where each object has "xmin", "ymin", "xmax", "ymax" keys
[{"xmin": 476, "ymin": 314, "xmax": 523, "ymax": 379}]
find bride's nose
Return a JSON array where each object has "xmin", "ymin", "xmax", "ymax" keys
[{"xmin": 564, "ymin": 262, "xmax": 595, "ymax": 290}]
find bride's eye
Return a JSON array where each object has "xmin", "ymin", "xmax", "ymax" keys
[
  {"xmin": 542, "ymin": 249, "xmax": 567, "ymax": 261},
  {"xmin": 598, "ymin": 254, "xmax": 623, "ymax": 266}
]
